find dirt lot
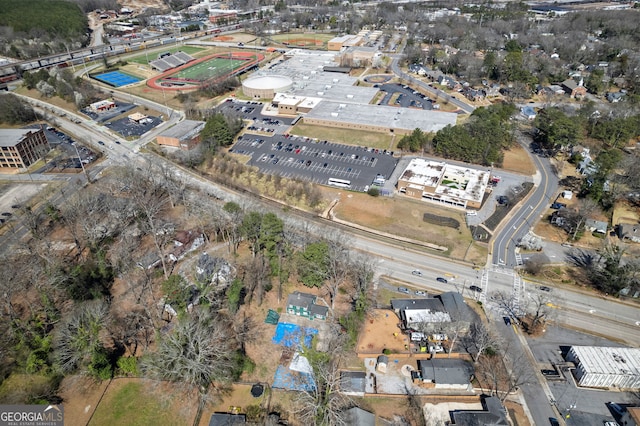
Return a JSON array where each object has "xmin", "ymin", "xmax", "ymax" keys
[
  {"xmin": 357, "ymin": 309, "xmax": 407, "ymax": 355},
  {"xmin": 502, "ymin": 144, "xmax": 536, "ymax": 175},
  {"xmin": 331, "ymin": 191, "xmax": 487, "ymax": 264}
]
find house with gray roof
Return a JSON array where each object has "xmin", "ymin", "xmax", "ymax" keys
[
  {"xmin": 450, "ymin": 396, "xmax": 509, "ymax": 425},
  {"xmin": 343, "ymin": 407, "xmax": 375, "ymax": 426},
  {"xmin": 585, "ymin": 218, "xmax": 607, "ymax": 234},
  {"xmin": 339, "ymin": 371, "xmax": 366, "ymax": 396},
  {"xmin": 618, "ymin": 223, "xmax": 640, "ymax": 243},
  {"xmin": 417, "ymin": 358, "xmax": 474, "ymax": 390},
  {"xmin": 392, "ymin": 292, "xmax": 474, "ymax": 332},
  {"xmin": 286, "ymin": 291, "xmax": 328, "ymax": 320},
  {"xmin": 208, "ymin": 413, "xmax": 246, "ymax": 426}
]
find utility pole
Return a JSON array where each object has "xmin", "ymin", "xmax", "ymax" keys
[{"xmin": 74, "ymin": 143, "xmax": 91, "ymax": 184}]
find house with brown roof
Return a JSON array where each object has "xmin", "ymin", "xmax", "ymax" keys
[{"xmin": 561, "ymin": 78, "xmax": 587, "ymax": 98}]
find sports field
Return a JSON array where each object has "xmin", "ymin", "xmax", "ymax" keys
[
  {"xmin": 147, "ymin": 51, "xmax": 264, "ymax": 90},
  {"xmin": 128, "ymin": 46, "xmax": 204, "ymax": 64},
  {"xmin": 93, "ymin": 70, "xmax": 141, "ymax": 87},
  {"xmin": 171, "ymin": 57, "xmax": 246, "ymax": 81}
]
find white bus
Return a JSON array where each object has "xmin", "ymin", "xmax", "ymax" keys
[{"xmin": 327, "ymin": 178, "xmax": 351, "ymax": 189}]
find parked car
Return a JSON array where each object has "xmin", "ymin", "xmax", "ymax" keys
[
  {"xmin": 539, "ymin": 286, "xmax": 551, "ymax": 292},
  {"xmin": 470, "ymin": 285, "xmax": 483, "ymax": 292},
  {"xmin": 551, "ymin": 202, "xmax": 567, "ymax": 209},
  {"xmin": 398, "ymin": 287, "xmax": 410, "ymax": 294},
  {"xmin": 412, "ymin": 270, "xmax": 423, "ymax": 276},
  {"xmin": 549, "ymin": 418, "xmax": 560, "ymax": 426},
  {"xmin": 415, "ymin": 290, "xmax": 427, "ymax": 296},
  {"xmin": 436, "ymin": 277, "xmax": 448, "ymax": 284},
  {"xmin": 503, "ymin": 316, "xmax": 512, "ymax": 326}
]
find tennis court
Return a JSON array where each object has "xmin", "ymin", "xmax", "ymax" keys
[{"xmin": 93, "ymin": 70, "xmax": 142, "ymax": 87}]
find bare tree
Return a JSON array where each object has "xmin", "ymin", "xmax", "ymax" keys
[
  {"xmin": 141, "ymin": 310, "xmax": 240, "ymax": 426},
  {"xmin": 241, "ymin": 254, "xmax": 270, "ymax": 306},
  {"xmin": 349, "ymin": 253, "xmax": 376, "ymax": 311},
  {"xmin": 476, "ymin": 341, "xmax": 535, "ymax": 401},
  {"xmin": 292, "ymin": 323, "xmax": 353, "ymax": 426},
  {"xmin": 522, "ymin": 289, "xmax": 558, "ymax": 334},
  {"xmin": 54, "ymin": 301, "xmax": 110, "ymax": 374},
  {"xmin": 464, "ymin": 322, "xmax": 498, "ymax": 363},
  {"xmin": 324, "ymin": 234, "xmax": 352, "ymax": 310}
]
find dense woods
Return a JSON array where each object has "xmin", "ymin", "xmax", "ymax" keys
[
  {"xmin": 399, "ymin": 103, "xmax": 516, "ymax": 166},
  {"xmin": 0, "ymin": 0, "xmax": 89, "ymax": 59}
]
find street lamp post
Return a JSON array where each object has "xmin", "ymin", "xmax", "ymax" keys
[{"xmin": 73, "ymin": 143, "xmax": 91, "ymax": 184}]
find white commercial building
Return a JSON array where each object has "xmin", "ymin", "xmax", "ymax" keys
[
  {"xmin": 397, "ymin": 158, "xmax": 491, "ymax": 209},
  {"xmin": 567, "ymin": 346, "xmax": 640, "ymax": 389}
]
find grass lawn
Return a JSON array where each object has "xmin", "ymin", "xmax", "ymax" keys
[
  {"xmin": 128, "ymin": 45, "xmax": 205, "ymax": 64},
  {"xmin": 332, "ymin": 190, "xmax": 488, "ymax": 263},
  {"xmin": 270, "ymin": 32, "xmax": 334, "ymax": 47},
  {"xmin": 291, "ymin": 122, "xmax": 394, "ymax": 150},
  {"xmin": 89, "ymin": 380, "xmax": 192, "ymax": 426},
  {"xmin": 0, "ymin": 373, "xmax": 54, "ymax": 403},
  {"xmin": 172, "ymin": 57, "xmax": 246, "ymax": 81}
]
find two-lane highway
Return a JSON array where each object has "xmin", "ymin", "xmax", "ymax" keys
[{"xmin": 492, "ymin": 131, "xmax": 559, "ymax": 268}]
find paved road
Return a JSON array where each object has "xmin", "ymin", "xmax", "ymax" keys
[
  {"xmin": 6, "ymin": 44, "xmax": 637, "ymax": 426},
  {"xmin": 390, "ymin": 55, "xmax": 475, "ymax": 114},
  {"xmin": 491, "ymin": 132, "xmax": 559, "ymax": 268}
]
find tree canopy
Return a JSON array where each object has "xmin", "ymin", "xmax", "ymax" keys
[
  {"xmin": 0, "ymin": 0, "xmax": 87, "ymax": 39},
  {"xmin": 533, "ymin": 107, "xmax": 581, "ymax": 153},
  {"xmin": 432, "ymin": 103, "xmax": 516, "ymax": 166}
]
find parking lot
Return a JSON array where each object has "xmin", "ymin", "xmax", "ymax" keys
[
  {"xmin": 232, "ymin": 134, "xmax": 397, "ymax": 192},
  {"xmin": 219, "ymin": 99, "xmax": 397, "ymax": 191},
  {"xmin": 378, "ymin": 83, "xmax": 434, "ymax": 110},
  {"xmin": 526, "ymin": 325, "xmax": 636, "ymax": 426}
]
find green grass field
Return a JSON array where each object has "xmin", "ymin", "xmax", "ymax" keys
[
  {"xmin": 170, "ymin": 57, "xmax": 246, "ymax": 81},
  {"xmin": 128, "ymin": 45, "xmax": 205, "ymax": 64},
  {"xmin": 89, "ymin": 381, "xmax": 188, "ymax": 426}
]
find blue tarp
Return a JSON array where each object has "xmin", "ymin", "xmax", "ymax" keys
[
  {"xmin": 272, "ymin": 365, "xmax": 316, "ymax": 391},
  {"xmin": 272, "ymin": 322, "xmax": 317, "ymax": 348}
]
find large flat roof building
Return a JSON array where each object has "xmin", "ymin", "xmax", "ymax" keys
[
  {"xmin": 303, "ymin": 101, "xmax": 457, "ymax": 136},
  {"xmin": 567, "ymin": 346, "xmax": 640, "ymax": 389},
  {"xmin": 157, "ymin": 120, "xmax": 205, "ymax": 150},
  {"xmin": 328, "ymin": 35, "xmax": 363, "ymax": 51},
  {"xmin": 0, "ymin": 128, "xmax": 51, "ymax": 170},
  {"xmin": 397, "ymin": 158, "xmax": 491, "ymax": 209}
]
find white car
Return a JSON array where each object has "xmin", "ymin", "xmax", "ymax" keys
[
  {"xmin": 466, "ymin": 210, "xmax": 477, "ymax": 216},
  {"xmin": 412, "ymin": 270, "xmax": 423, "ymax": 276}
]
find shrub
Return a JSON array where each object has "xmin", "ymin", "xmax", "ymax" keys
[{"xmin": 116, "ymin": 356, "xmax": 139, "ymax": 376}]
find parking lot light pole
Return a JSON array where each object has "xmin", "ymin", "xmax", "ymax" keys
[{"xmin": 73, "ymin": 143, "xmax": 91, "ymax": 184}]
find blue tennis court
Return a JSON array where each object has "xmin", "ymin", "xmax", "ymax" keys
[
  {"xmin": 272, "ymin": 322, "xmax": 318, "ymax": 348},
  {"xmin": 93, "ymin": 70, "xmax": 142, "ymax": 87}
]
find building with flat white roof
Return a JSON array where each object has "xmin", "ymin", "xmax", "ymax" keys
[
  {"xmin": 396, "ymin": 158, "xmax": 491, "ymax": 209},
  {"xmin": 328, "ymin": 35, "xmax": 363, "ymax": 51},
  {"xmin": 303, "ymin": 101, "xmax": 457, "ymax": 137},
  {"xmin": 567, "ymin": 346, "xmax": 640, "ymax": 389}
]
